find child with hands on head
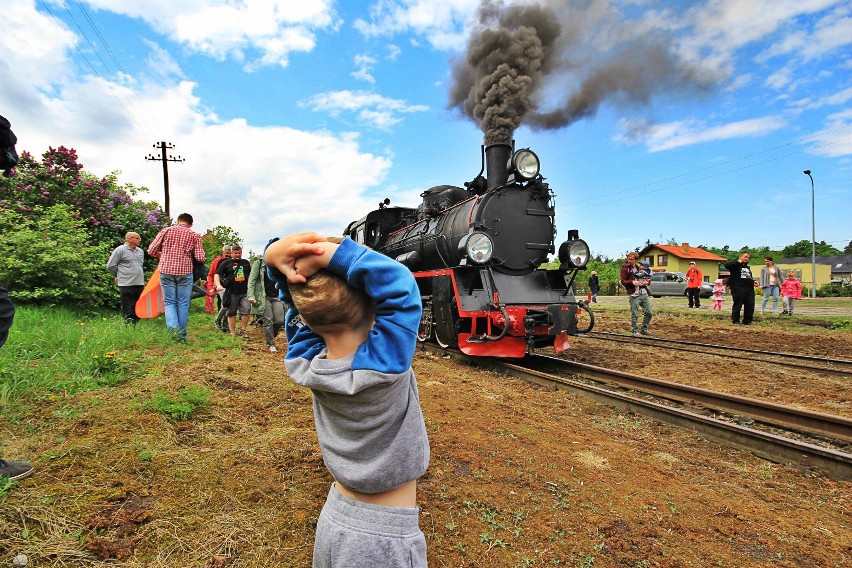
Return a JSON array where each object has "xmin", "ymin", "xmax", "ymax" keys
[{"xmin": 264, "ymin": 232, "xmax": 430, "ymax": 568}]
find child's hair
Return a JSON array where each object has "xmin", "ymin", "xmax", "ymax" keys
[
  {"xmin": 788, "ymin": 270, "xmax": 797, "ymax": 278},
  {"xmin": 288, "ymin": 236, "xmax": 373, "ymax": 335}
]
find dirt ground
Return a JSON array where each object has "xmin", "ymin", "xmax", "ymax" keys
[{"xmin": 1, "ymin": 306, "xmax": 850, "ymax": 567}]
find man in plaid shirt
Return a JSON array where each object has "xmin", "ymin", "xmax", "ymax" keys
[{"xmin": 148, "ymin": 213, "xmax": 206, "ymax": 341}]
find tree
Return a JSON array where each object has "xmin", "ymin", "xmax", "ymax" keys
[
  {"xmin": 845, "ymin": 240, "xmax": 852, "ymax": 254},
  {"xmin": 201, "ymin": 225, "xmax": 243, "ymax": 262},
  {"xmin": 781, "ymin": 239, "xmax": 842, "ymax": 258},
  {"xmin": 0, "ymin": 147, "xmax": 170, "ymax": 250}
]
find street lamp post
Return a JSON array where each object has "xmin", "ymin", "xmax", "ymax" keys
[{"xmin": 803, "ymin": 170, "xmax": 816, "ymax": 298}]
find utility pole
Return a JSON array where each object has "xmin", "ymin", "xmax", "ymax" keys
[{"xmin": 145, "ymin": 141, "xmax": 185, "ymax": 219}]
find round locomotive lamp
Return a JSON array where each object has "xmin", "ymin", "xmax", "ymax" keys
[
  {"xmin": 558, "ymin": 238, "xmax": 590, "ymax": 269},
  {"xmin": 459, "ymin": 232, "xmax": 494, "ymax": 264},
  {"xmin": 512, "ymin": 149, "xmax": 540, "ymax": 180}
]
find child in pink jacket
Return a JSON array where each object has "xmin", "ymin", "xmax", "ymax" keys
[
  {"xmin": 780, "ymin": 271, "xmax": 803, "ymax": 315},
  {"xmin": 711, "ymin": 278, "xmax": 726, "ymax": 312}
]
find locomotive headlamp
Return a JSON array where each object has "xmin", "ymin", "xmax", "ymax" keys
[
  {"xmin": 459, "ymin": 232, "xmax": 494, "ymax": 264},
  {"xmin": 512, "ymin": 149, "xmax": 540, "ymax": 180},
  {"xmin": 558, "ymin": 237, "xmax": 590, "ymax": 269}
]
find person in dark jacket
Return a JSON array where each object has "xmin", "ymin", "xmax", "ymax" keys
[
  {"xmin": 620, "ymin": 253, "xmax": 653, "ymax": 336},
  {"xmin": 588, "ymin": 271, "xmax": 600, "ymax": 303},
  {"xmin": 0, "ymin": 281, "xmax": 34, "ymax": 482},
  {"xmin": 724, "ymin": 252, "xmax": 758, "ymax": 325}
]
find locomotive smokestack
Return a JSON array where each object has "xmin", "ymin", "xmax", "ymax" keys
[{"xmin": 485, "ymin": 143, "xmax": 512, "ymax": 190}]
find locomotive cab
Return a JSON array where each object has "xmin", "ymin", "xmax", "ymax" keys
[{"xmin": 343, "ymin": 205, "xmax": 418, "ymax": 249}]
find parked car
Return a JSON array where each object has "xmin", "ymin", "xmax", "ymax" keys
[{"xmin": 647, "ymin": 272, "xmax": 713, "ymax": 298}]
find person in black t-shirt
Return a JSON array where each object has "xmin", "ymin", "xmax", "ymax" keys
[
  {"xmin": 724, "ymin": 252, "xmax": 758, "ymax": 325},
  {"xmin": 214, "ymin": 245, "xmax": 252, "ymax": 338}
]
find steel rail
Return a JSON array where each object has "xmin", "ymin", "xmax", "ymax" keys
[
  {"xmin": 528, "ymin": 354, "xmax": 852, "ymax": 443},
  {"xmin": 420, "ymin": 344, "xmax": 852, "ymax": 481},
  {"xmin": 585, "ymin": 333, "xmax": 852, "ymax": 377},
  {"xmin": 591, "ymin": 331, "xmax": 852, "ymax": 367}
]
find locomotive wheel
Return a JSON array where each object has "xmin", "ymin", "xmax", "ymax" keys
[{"xmin": 417, "ymin": 303, "xmax": 433, "ymax": 342}]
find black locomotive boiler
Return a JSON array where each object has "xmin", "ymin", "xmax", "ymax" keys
[{"xmin": 343, "ymin": 142, "xmax": 591, "ymax": 358}]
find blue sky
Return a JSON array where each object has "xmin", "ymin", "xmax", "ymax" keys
[{"xmin": 2, "ymin": 0, "xmax": 850, "ymax": 259}]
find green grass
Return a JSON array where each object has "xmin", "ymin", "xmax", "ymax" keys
[
  {"xmin": 144, "ymin": 385, "xmax": 211, "ymax": 421},
  {"xmin": 0, "ymin": 303, "xmax": 239, "ymax": 417}
]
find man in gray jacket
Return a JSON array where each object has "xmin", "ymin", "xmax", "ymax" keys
[{"xmin": 106, "ymin": 232, "xmax": 145, "ymax": 323}]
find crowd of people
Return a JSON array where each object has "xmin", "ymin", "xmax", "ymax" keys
[
  {"xmin": 616, "ymin": 252, "xmax": 807, "ymax": 334},
  {"xmin": 102, "ymin": 215, "xmax": 287, "ymax": 352}
]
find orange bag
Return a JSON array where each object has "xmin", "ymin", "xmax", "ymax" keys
[{"xmin": 135, "ymin": 267, "xmax": 165, "ymax": 319}]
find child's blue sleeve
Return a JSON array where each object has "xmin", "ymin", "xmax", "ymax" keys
[
  {"xmin": 326, "ymin": 238, "xmax": 422, "ymax": 375},
  {"xmin": 264, "ymin": 238, "xmax": 325, "ymax": 361}
]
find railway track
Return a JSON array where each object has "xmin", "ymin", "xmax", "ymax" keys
[
  {"xmin": 420, "ymin": 343, "xmax": 852, "ymax": 481},
  {"xmin": 586, "ymin": 331, "xmax": 852, "ymax": 377}
]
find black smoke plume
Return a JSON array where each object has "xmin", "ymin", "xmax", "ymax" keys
[{"xmin": 449, "ymin": 0, "xmax": 719, "ymax": 144}]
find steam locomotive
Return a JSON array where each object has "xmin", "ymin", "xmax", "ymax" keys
[{"xmin": 343, "ymin": 142, "xmax": 591, "ymax": 358}]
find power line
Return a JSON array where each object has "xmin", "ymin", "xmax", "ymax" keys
[
  {"xmin": 562, "ymin": 134, "xmax": 852, "ymax": 212},
  {"xmin": 39, "ymin": 0, "xmax": 159, "ymax": 142},
  {"xmin": 576, "ymin": 123, "xmax": 852, "ymax": 204},
  {"xmin": 70, "ymin": 0, "xmax": 162, "ymax": 139}
]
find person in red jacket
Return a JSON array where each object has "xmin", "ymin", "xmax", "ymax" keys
[
  {"xmin": 685, "ymin": 261, "xmax": 704, "ymax": 309},
  {"xmin": 206, "ymin": 245, "xmax": 232, "ymax": 329}
]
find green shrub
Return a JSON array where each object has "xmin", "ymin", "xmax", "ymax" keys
[
  {"xmin": 0, "ymin": 205, "xmax": 113, "ymax": 308},
  {"xmin": 817, "ymin": 283, "xmax": 852, "ymax": 297}
]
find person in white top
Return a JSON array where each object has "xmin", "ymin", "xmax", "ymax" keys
[{"xmin": 759, "ymin": 256, "xmax": 785, "ymax": 315}]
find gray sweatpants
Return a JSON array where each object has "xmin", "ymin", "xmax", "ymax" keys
[{"xmin": 313, "ymin": 484, "xmax": 427, "ymax": 568}]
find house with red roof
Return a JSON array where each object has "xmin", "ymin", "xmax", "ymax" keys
[{"xmin": 636, "ymin": 243, "xmax": 727, "ymax": 282}]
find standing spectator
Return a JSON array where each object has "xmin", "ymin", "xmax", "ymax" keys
[
  {"xmin": 106, "ymin": 232, "xmax": 145, "ymax": 324},
  {"xmin": 247, "ymin": 256, "xmax": 285, "ymax": 352},
  {"xmin": 588, "ymin": 271, "xmax": 600, "ymax": 303},
  {"xmin": 780, "ymin": 271, "xmax": 803, "ymax": 316},
  {"xmin": 620, "ymin": 253, "xmax": 653, "ymax": 337},
  {"xmin": 0, "ymin": 281, "xmax": 33, "ymax": 482},
  {"xmin": 0, "ymin": 114, "xmax": 19, "ymax": 177},
  {"xmin": 724, "ymin": 252, "xmax": 758, "ymax": 325},
  {"xmin": 147, "ymin": 213, "xmax": 206, "ymax": 342},
  {"xmin": 759, "ymin": 256, "xmax": 785, "ymax": 315},
  {"xmin": 214, "ymin": 245, "xmax": 252, "ymax": 338},
  {"xmin": 711, "ymin": 278, "xmax": 726, "ymax": 312},
  {"xmin": 685, "ymin": 261, "xmax": 703, "ymax": 309},
  {"xmin": 206, "ymin": 245, "xmax": 232, "ymax": 330}
]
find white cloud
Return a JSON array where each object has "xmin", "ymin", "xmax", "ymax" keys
[
  {"xmin": 0, "ymin": 1, "xmax": 394, "ymax": 255},
  {"xmin": 386, "ymin": 44, "xmax": 402, "ymax": 61},
  {"xmin": 759, "ymin": 5, "xmax": 852, "ymax": 61},
  {"xmin": 687, "ymin": 0, "xmax": 840, "ymax": 53},
  {"xmin": 354, "ymin": 0, "xmax": 479, "ymax": 51},
  {"xmin": 352, "ymin": 54, "xmax": 377, "ymax": 84},
  {"xmin": 764, "ymin": 65, "xmax": 794, "ymax": 90},
  {"xmin": 618, "ymin": 116, "xmax": 788, "ymax": 152},
  {"xmin": 807, "ymin": 109, "xmax": 852, "ymax": 157},
  {"xmin": 4, "ymin": 0, "xmax": 76, "ymax": 91},
  {"xmin": 301, "ymin": 90, "xmax": 429, "ymax": 130},
  {"xmin": 80, "ymin": 0, "xmax": 340, "ymax": 70}
]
